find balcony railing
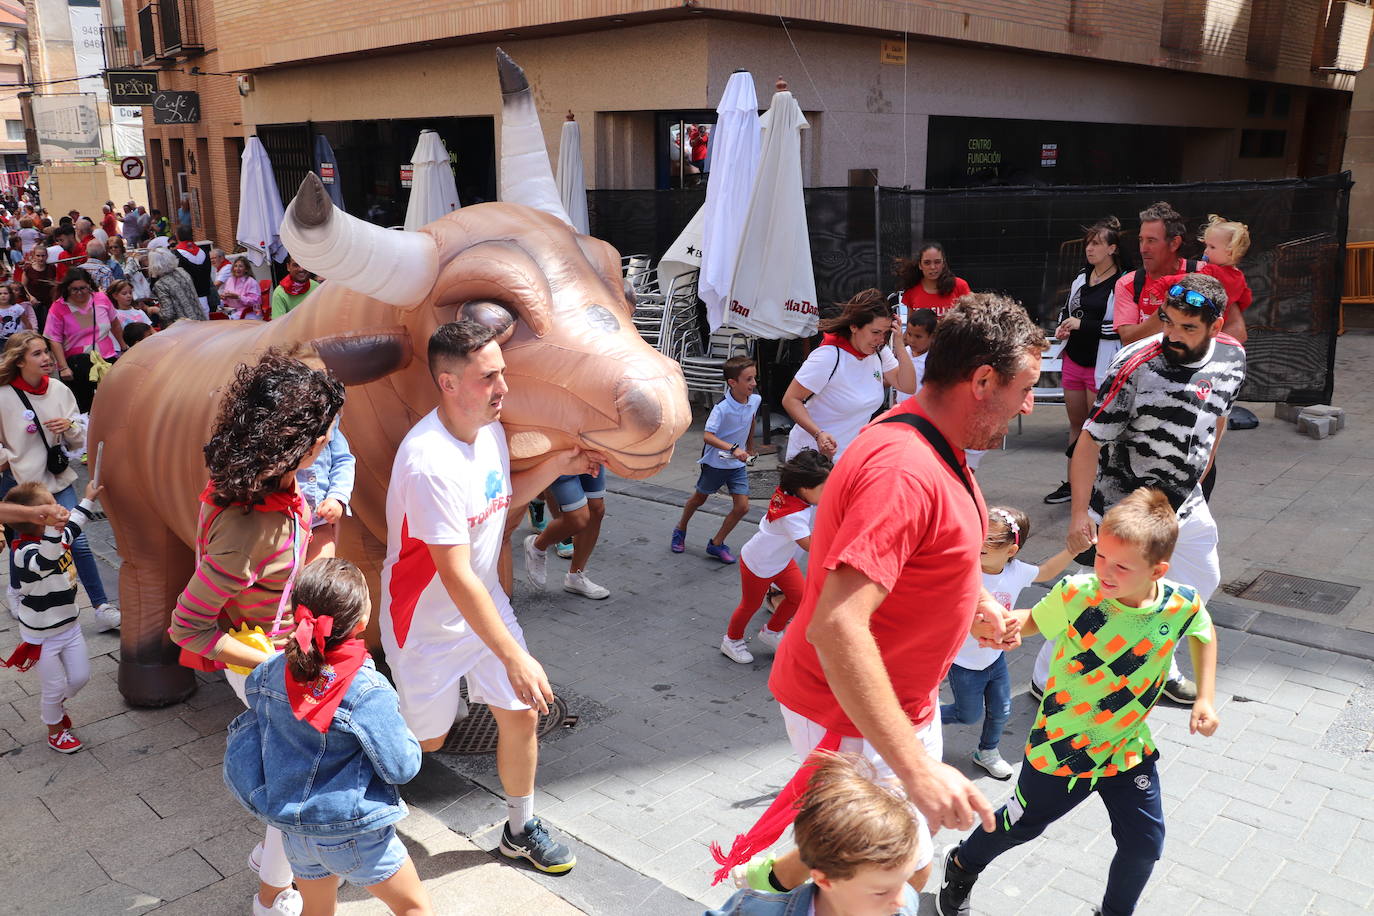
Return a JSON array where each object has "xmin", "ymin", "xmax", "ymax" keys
[
  {"xmin": 136, "ymin": 0, "xmax": 204, "ymax": 61},
  {"xmin": 101, "ymin": 25, "xmax": 135, "ymax": 69},
  {"xmin": 137, "ymin": 4, "xmax": 157, "ymax": 61}
]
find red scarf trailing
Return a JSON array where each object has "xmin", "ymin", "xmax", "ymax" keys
[
  {"xmin": 12, "ymin": 375, "xmax": 49, "ymax": 396},
  {"xmin": 765, "ymin": 487, "xmax": 810, "ymax": 522},
  {"xmin": 1, "ymin": 641, "xmax": 40, "ymax": 671},
  {"xmin": 820, "ymin": 332, "xmax": 866, "ymax": 359},
  {"xmin": 279, "ymin": 274, "xmax": 311, "ymax": 297},
  {"xmin": 709, "ymin": 731, "xmax": 843, "ymax": 885},
  {"xmin": 284, "ymin": 605, "xmax": 369, "ymax": 733}
]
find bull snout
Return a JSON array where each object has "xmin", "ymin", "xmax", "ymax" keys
[{"xmin": 580, "ymin": 361, "xmax": 690, "ymax": 471}]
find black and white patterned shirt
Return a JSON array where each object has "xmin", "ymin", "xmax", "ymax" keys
[
  {"xmin": 13, "ymin": 500, "xmax": 97, "ymax": 641},
  {"xmin": 1084, "ymin": 334, "xmax": 1246, "ymax": 521}
]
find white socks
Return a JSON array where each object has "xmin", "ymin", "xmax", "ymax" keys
[{"xmin": 507, "ymin": 793, "xmax": 534, "ymax": 835}]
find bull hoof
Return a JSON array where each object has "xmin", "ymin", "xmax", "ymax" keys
[{"xmin": 118, "ymin": 660, "xmax": 198, "ymax": 708}]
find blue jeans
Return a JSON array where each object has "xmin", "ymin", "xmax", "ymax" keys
[
  {"xmin": 8, "ymin": 484, "xmax": 108, "ymax": 606},
  {"xmin": 941, "ymin": 655, "xmax": 1011, "ymax": 751},
  {"xmin": 956, "ymin": 755, "xmax": 1165, "ymax": 916}
]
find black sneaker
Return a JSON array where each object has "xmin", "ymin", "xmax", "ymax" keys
[
  {"xmin": 1163, "ymin": 675, "xmax": 1198, "ymax": 703},
  {"xmin": 1043, "ymin": 481, "xmax": 1073, "ymax": 504},
  {"xmin": 499, "ymin": 817, "xmax": 576, "ymax": 874},
  {"xmin": 936, "ymin": 845, "xmax": 978, "ymax": 916},
  {"xmin": 1029, "ymin": 680, "xmax": 1045, "ymax": 703}
]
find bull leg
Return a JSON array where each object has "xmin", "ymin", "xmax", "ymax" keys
[{"xmin": 116, "ymin": 519, "xmax": 197, "ymax": 707}]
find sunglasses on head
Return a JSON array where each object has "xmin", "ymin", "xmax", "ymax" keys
[{"xmin": 1166, "ymin": 283, "xmax": 1222, "ymax": 321}]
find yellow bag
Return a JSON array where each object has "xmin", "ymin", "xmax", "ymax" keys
[{"xmin": 88, "ymin": 348, "xmax": 113, "ymax": 384}]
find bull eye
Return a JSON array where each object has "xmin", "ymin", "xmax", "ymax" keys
[
  {"xmin": 461, "ymin": 301, "xmax": 516, "ymax": 344},
  {"xmin": 586, "ymin": 304, "xmax": 620, "ymax": 334}
]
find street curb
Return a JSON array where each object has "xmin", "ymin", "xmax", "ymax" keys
[{"xmin": 1207, "ymin": 595, "xmax": 1374, "ymax": 662}]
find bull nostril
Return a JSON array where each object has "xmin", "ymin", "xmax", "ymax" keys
[{"xmin": 614, "ymin": 379, "xmax": 663, "ymax": 433}]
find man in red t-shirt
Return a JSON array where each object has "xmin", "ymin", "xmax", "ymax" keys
[
  {"xmin": 1113, "ymin": 201, "xmax": 1194, "ymax": 345},
  {"xmin": 753, "ymin": 295, "xmax": 1046, "ymax": 893}
]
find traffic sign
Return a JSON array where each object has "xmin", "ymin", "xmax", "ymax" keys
[{"xmin": 120, "ymin": 156, "xmax": 145, "ymax": 180}]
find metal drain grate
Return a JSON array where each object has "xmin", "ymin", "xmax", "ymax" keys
[
  {"xmin": 438, "ymin": 688, "xmax": 569, "ymax": 756},
  {"xmin": 1235, "ymin": 571, "xmax": 1359, "ymax": 616}
]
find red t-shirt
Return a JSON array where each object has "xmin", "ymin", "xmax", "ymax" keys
[
  {"xmin": 1197, "ymin": 263, "xmax": 1252, "ymax": 318},
  {"xmin": 101, "ymin": 213, "xmax": 117, "ymax": 237},
  {"xmin": 901, "ymin": 277, "xmax": 972, "ymax": 316},
  {"xmin": 1112, "ymin": 258, "xmax": 1190, "ymax": 330},
  {"xmin": 769, "ymin": 399, "xmax": 988, "ymax": 737}
]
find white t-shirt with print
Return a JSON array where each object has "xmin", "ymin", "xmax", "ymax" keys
[
  {"xmin": 952, "ymin": 558, "xmax": 1038, "ymax": 671},
  {"xmin": 380, "ymin": 412, "xmax": 513, "ymax": 652},
  {"xmin": 739, "ymin": 506, "xmax": 813, "ymax": 579},
  {"xmin": 787, "ymin": 344, "xmax": 898, "ymax": 460}
]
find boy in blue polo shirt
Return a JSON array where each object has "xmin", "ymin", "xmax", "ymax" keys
[{"xmin": 672, "ymin": 356, "xmax": 760, "ymax": 563}]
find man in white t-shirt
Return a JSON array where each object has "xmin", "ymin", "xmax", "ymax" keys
[{"xmin": 380, "ymin": 319, "xmax": 597, "ymax": 875}]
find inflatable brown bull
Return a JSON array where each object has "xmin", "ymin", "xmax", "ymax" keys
[{"xmin": 92, "ymin": 175, "xmax": 691, "ymax": 707}]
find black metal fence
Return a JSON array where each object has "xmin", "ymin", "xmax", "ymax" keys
[{"xmin": 589, "ymin": 173, "xmax": 1351, "ymax": 404}]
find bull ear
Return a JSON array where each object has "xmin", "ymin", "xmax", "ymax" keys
[{"xmin": 311, "ymin": 327, "xmax": 413, "ymax": 386}]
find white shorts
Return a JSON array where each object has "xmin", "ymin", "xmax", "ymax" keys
[
  {"xmin": 386, "ymin": 602, "xmax": 531, "ymax": 743},
  {"xmin": 779, "ymin": 704, "xmax": 942, "ymax": 871}
]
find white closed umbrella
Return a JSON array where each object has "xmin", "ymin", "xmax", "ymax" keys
[
  {"xmin": 403, "ymin": 129, "xmax": 461, "ymax": 231},
  {"xmin": 699, "ymin": 70, "xmax": 761, "ymax": 332},
  {"xmin": 556, "ymin": 113, "xmax": 590, "ymax": 235},
  {"xmin": 658, "ymin": 207, "xmax": 704, "ymax": 297},
  {"xmin": 724, "ymin": 79, "xmax": 816, "ymax": 339},
  {"xmin": 236, "ymin": 136, "xmax": 286, "ymax": 266}
]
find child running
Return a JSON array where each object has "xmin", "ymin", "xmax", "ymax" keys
[
  {"xmin": 719, "ymin": 449, "xmax": 831, "ymax": 664},
  {"xmin": 937, "ymin": 488, "xmax": 1219, "ymax": 916},
  {"xmin": 224, "ymin": 557, "xmax": 432, "ymax": 916},
  {"xmin": 941, "ymin": 506, "xmax": 1086, "ymax": 779},
  {"xmin": 672, "ymin": 355, "xmax": 760, "ymax": 563},
  {"xmin": 708, "ymin": 753, "xmax": 921, "ymax": 916},
  {"xmin": 0, "ymin": 477, "xmax": 102, "ymax": 753}
]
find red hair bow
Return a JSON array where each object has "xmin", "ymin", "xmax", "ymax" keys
[{"xmin": 293, "ymin": 605, "xmax": 333, "ymax": 654}]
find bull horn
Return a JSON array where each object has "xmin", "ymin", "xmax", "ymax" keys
[
  {"xmin": 496, "ymin": 48, "xmax": 576, "ymax": 229},
  {"xmin": 279, "ymin": 172, "xmax": 440, "ymax": 307}
]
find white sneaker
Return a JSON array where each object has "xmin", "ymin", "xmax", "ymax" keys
[
  {"xmin": 971, "ymin": 747, "xmax": 1015, "ymax": 780},
  {"xmin": 720, "ymin": 636, "xmax": 754, "ymax": 664},
  {"xmin": 563, "ymin": 571, "xmax": 609, "ymax": 600},
  {"xmin": 523, "ymin": 534, "xmax": 546, "ymax": 588},
  {"xmin": 755, "ymin": 626, "xmax": 785, "ymax": 651},
  {"xmin": 252, "ymin": 887, "xmax": 302, "ymax": 916},
  {"xmin": 93, "ymin": 603, "xmax": 121, "ymax": 632},
  {"xmin": 6, "ymin": 587, "xmax": 21, "ymax": 620}
]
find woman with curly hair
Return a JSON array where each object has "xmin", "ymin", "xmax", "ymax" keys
[
  {"xmin": 168, "ymin": 348, "xmax": 344, "ymax": 916},
  {"xmin": 894, "ymin": 241, "xmax": 971, "ymax": 316}
]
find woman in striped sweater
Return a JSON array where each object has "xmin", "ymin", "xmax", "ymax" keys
[{"xmin": 168, "ymin": 349, "xmax": 344, "ymax": 916}]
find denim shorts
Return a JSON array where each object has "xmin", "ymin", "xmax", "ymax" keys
[
  {"xmin": 548, "ymin": 465, "xmax": 606, "ymax": 511},
  {"xmin": 695, "ymin": 464, "xmax": 749, "ymax": 496},
  {"xmin": 281, "ymin": 825, "xmax": 408, "ymax": 887}
]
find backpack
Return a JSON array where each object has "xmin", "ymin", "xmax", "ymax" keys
[{"xmin": 1132, "ymin": 259, "xmax": 1199, "ymax": 302}]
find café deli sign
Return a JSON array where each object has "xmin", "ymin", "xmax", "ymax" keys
[{"xmin": 152, "ymin": 90, "xmax": 200, "ymax": 124}]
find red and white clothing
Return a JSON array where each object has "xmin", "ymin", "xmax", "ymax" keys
[
  {"xmin": 771, "ymin": 399, "xmax": 988, "ymax": 736},
  {"xmin": 728, "ymin": 493, "xmax": 814, "ymax": 641},
  {"xmin": 1111, "ymin": 258, "xmax": 1190, "ymax": 330},
  {"xmin": 379, "ymin": 412, "xmax": 524, "ymax": 741},
  {"xmin": 900, "ymin": 277, "xmax": 971, "ymax": 315},
  {"xmin": 1198, "ymin": 263, "xmax": 1252, "ymax": 323},
  {"xmin": 786, "ymin": 335, "xmax": 898, "ymax": 460}
]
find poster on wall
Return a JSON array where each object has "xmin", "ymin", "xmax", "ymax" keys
[
  {"xmin": 67, "ymin": 0, "xmax": 107, "ymax": 101},
  {"xmin": 32, "ymin": 94, "xmax": 102, "ymax": 161},
  {"xmin": 113, "ymin": 105, "xmax": 146, "ymax": 157}
]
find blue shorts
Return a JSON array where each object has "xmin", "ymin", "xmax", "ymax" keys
[
  {"xmin": 695, "ymin": 464, "xmax": 749, "ymax": 496},
  {"xmin": 281, "ymin": 824, "xmax": 408, "ymax": 887},
  {"xmin": 549, "ymin": 465, "xmax": 606, "ymax": 511}
]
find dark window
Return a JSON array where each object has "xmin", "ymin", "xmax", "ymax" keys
[
  {"xmin": 1247, "ymin": 86, "xmax": 1268, "ymax": 117},
  {"xmin": 1273, "ymin": 88, "xmax": 1292, "ymax": 118},
  {"xmin": 1240, "ymin": 129, "xmax": 1287, "ymax": 158}
]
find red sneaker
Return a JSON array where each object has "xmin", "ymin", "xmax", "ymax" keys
[{"xmin": 48, "ymin": 729, "xmax": 82, "ymax": 754}]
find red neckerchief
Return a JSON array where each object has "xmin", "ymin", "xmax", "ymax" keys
[
  {"xmin": 175, "ymin": 240, "xmax": 200, "ymax": 256},
  {"xmin": 820, "ymin": 332, "xmax": 866, "ymax": 360},
  {"xmin": 8, "ymin": 533, "xmax": 41, "ymax": 554},
  {"xmin": 284, "ymin": 606, "xmax": 370, "ymax": 733},
  {"xmin": 2, "ymin": 641, "xmax": 40, "ymax": 671},
  {"xmin": 279, "ymin": 274, "xmax": 311, "ymax": 296},
  {"xmin": 12, "ymin": 375, "xmax": 49, "ymax": 396},
  {"xmin": 765, "ymin": 487, "xmax": 810, "ymax": 522},
  {"xmin": 199, "ymin": 480, "xmax": 310, "ymax": 528}
]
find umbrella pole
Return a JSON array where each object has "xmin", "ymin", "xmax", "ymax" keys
[{"xmin": 756, "ymin": 339, "xmax": 778, "ymax": 454}]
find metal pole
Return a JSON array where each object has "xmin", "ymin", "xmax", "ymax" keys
[{"xmin": 873, "ymin": 183, "xmax": 882, "ymax": 289}]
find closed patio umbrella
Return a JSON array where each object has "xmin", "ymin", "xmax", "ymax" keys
[
  {"xmin": 235, "ymin": 136, "xmax": 286, "ymax": 266},
  {"xmin": 557, "ymin": 112, "xmax": 590, "ymax": 235},
  {"xmin": 724, "ymin": 79, "xmax": 816, "ymax": 340},
  {"xmin": 699, "ymin": 70, "xmax": 761, "ymax": 332},
  {"xmin": 403, "ymin": 129, "xmax": 461, "ymax": 231},
  {"xmin": 313, "ymin": 133, "xmax": 345, "ymax": 211}
]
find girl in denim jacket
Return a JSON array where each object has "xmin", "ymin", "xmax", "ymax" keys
[
  {"xmin": 297, "ymin": 423, "xmax": 355, "ymax": 563},
  {"xmin": 225, "ymin": 558, "xmax": 433, "ymax": 916}
]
